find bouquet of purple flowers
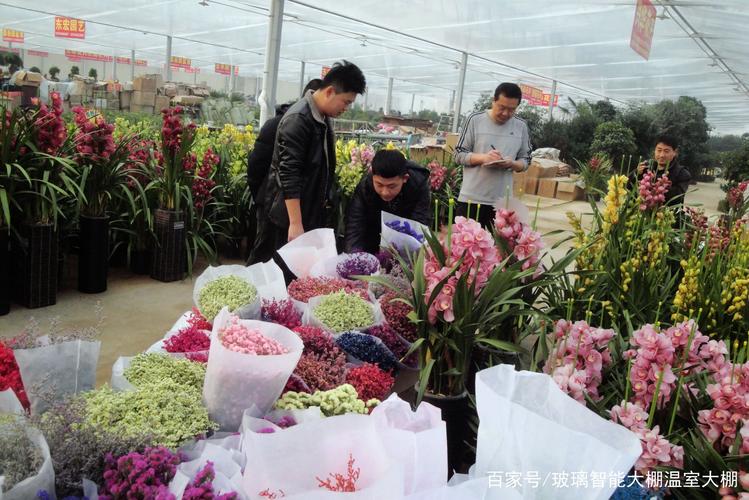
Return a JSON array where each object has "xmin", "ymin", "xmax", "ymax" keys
[
  {"xmin": 385, "ymin": 220, "xmax": 425, "ymax": 243},
  {"xmin": 336, "ymin": 252, "xmax": 380, "ymax": 280}
]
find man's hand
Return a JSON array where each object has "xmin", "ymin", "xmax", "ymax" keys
[
  {"xmin": 637, "ymin": 161, "xmax": 648, "ymax": 175},
  {"xmin": 288, "ymin": 222, "xmax": 304, "ymax": 242}
]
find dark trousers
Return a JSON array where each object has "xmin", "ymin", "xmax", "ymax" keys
[
  {"xmin": 455, "ymin": 201, "xmax": 495, "ymax": 230},
  {"xmin": 247, "ymin": 208, "xmax": 297, "ymax": 285}
]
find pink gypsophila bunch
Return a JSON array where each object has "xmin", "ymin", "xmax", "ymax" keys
[
  {"xmin": 33, "ymin": 91, "xmax": 67, "ymax": 155},
  {"xmin": 423, "ymin": 216, "xmax": 500, "ymax": 324},
  {"xmin": 72, "ymin": 107, "xmax": 116, "ymax": 162},
  {"xmin": 544, "ymin": 319, "xmax": 615, "ymax": 403},
  {"xmin": 638, "ymin": 171, "xmax": 671, "ymax": 211},
  {"xmin": 220, "ymin": 315, "xmax": 289, "ymax": 355}
]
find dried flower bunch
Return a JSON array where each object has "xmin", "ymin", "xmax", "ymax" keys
[
  {"xmin": 124, "ymin": 353, "xmax": 206, "ymax": 391},
  {"xmin": 313, "ymin": 291, "xmax": 374, "ymax": 333},
  {"xmin": 5, "ymin": 303, "xmax": 105, "ymax": 349},
  {"xmin": 287, "ymin": 277, "xmax": 368, "ymax": 303},
  {"xmin": 336, "ymin": 252, "xmax": 380, "ymax": 279},
  {"xmin": 0, "ymin": 416, "xmax": 42, "ymax": 492},
  {"xmin": 261, "ymin": 299, "xmax": 302, "ymax": 329},
  {"xmin": 219, "ymin": 315, "xmax": 289, "ymax": 355},
  {"xmin": 275, "ymin": 384, "xmax": 378, "ymax": 417},
  {"xmin": 198, "ymin": 276, "xmax": 258, "ymax": 321},
  {"xmin": 336, "ymin": 332, "xmax": 398, "ymax": 372},
  {"xmin": 345, "ymin": 363, "xmax": 394, "ymax": 401}
]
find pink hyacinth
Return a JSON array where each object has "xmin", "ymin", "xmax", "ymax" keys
[
  {"xmin": 73, "ymin": 106, "xmax": 116, "ymax": 163},
  {"xmin": 427, "ymin": 160, "xmax": 447, "ymax": 191},
  {"xmin": 638, "ymin": 170, "xmax": 671, "ymax": 211},
  {"xmin": 698, "ymin": 360, "xmax": 749, "ymax": 451},
  {"xmin": 422, "ymin": 217, "xmax": 500, "ymax": 324},
  {"xmin": 219, "ymin": 315, "xmax": 289, "ymax": 355},
  {"xmin": 609, "ymin": 401, "xmax": 684, "ymax": 474},
  {"xmin": 33, "ymin": 91, "xmax": 67, "ymax": 155},
  {"xmin": 545, "ymin": 320, "xmax": 615, "ymax": 403},
  {"xmin": 625, "ymin": 321, "xmax": 727, "ymax": 411},
  {"xmin": 192, "ymin": 148, "xmax": 218, "ymax": 210}
]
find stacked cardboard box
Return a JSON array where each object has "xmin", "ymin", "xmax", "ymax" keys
[
  {"xmin": 154, "ymin": 95, "xmax": 171, "ymax": 112},
  {"xmin": 119, "ymin": 90, "xmax": 132, "ymax": 111},
  {"xmin": 555, "ymin": 176, "xmax": 585, "ymax": 201}
]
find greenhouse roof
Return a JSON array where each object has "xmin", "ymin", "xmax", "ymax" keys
[{"xmin": 2, "ymin": 0, "xmax": 748, "ymax": 134}]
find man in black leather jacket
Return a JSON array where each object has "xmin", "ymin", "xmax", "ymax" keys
[
  {"xmin": 246, "ymin": 80, "xmax": 322, "ymax": 264},
  {"xmin": 248, "ymin": 61, "xmax": 365, "ymax": 264},
  {"xmin": 344, "ymin": 150, "xmax": 431, "ymax": 254}
]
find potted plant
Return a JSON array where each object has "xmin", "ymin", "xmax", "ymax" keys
[
  {"xmin": 88, "ymin": 68, "xmax": 98, "ymax": 80},
  {"xmin": 48, "ymin": 66, "xmax": 60, "ymax": 82},
  {"xmin": 71, "ymin": 106, "xmax": 146, "ymax": 293},
  {"xmin": 0, "ymin": 104, "xmax": 39, "ymax": 314},
  {"xmin": 575, "ymin": 154, "xmax": 612, "ymax": 203},
  {"xmin": 146, "ymin": 106, "xmax": 197, "ymax": 282},
  {"xmin": 12, "ymin": 91, "xmax": 80, "ymax": 308}
]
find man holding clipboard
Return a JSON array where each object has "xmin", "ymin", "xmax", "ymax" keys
[{"xmin": 453, "ymin": 82, "xmax": 532, "ymax": 228}]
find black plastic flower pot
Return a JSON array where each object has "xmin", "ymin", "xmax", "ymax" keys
[
  {"xmin": 466, "ymin": 343, "xmax": 521, "ymax": 393},
  {"xmin": 420, "ymin": 389, "xmax": 472, "ymax": 476},
  {"xmin": 130, "ymin": 248, "xmax": 152, "ymax": 275},
  {"xmin": 150, "ymin": 208, "xmax": 186, "ymax": 283},
  {"xmin": 12, "ymin": 223, "xmax": 58, "ymax": 309},
  {"xmin": 78, "ymin": 215, "xmax": 110, "ymax": 293},
  {"xmin": 0, "ymin": 229, "xmax": 10, "ymax": 316}
]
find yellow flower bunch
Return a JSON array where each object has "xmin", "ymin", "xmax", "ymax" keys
[
  {"xmin": 602, "ymin": 175, "xmax": 629, "ymax": 233},
  {"xmin": 672, "ymin": 255, "xmax": 700, "ymax": 322},
  {"xmin": 335, "ymin": 139, "xmax": 358, "ymax": 166}
]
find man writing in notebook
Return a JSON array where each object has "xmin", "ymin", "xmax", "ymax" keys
[{"xmin": 453, "ymin": 82, "xmax": 532, "ymax": 228}]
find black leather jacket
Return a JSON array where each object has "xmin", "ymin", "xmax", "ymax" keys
[
  {"xmin": 247, "ymin": 104, "xmax": 290, "ymax": 202},
  {"xmin": 261, "ymin": 94, "xmax": 335, "ymax": 229},
  {"xmin": 344, "ymin": 162, "xmax": 432, "ymax": 253}
]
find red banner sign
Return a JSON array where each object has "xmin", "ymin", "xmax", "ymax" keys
[
  {"xmin": 65, "ymin": 49, "xmax": 112, "ymax": 62},
  {"xmin": 28, "ymin": 50, "xmax": 49, "ymax": 57},
  {"xmin": 54, "ymin": 16, "xmax": 86, "ymax": 39},
  {"xmin": 170, "ymin": 56, "xmax": 191, "ymax": 69},
  {"xmin": 115, "ymin": 56, "xmax": 148, "ymax": 66},
  {"xmin": 0, "ymin": 46, "xmax": 20, "ymax": 54},
  {"xmin": 215, "ymin": 63, "xmax": 231, "ymax": 75},
  {"xmin": 519, "ymin": 84, "xmax": 558, "ymax": 107},
  {"xmin": 2, "ymin": 28, "xmax": 23, "ymax": 43},
  {"xmin": 184, "ymin": 66, "xmax": 200, "ymax": 74},
  {"xmin": 630, "ymin": 0, "xmax": 656, "ymax": 60}
]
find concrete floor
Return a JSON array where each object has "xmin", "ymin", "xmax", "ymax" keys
[{"xmin": 0, "ymin": 181, "xmax": 724, "ymax": 386}]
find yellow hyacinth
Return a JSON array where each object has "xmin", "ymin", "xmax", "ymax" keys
[{"xmin": 602, "ymin": 175, "xmax": 628, "ymax": 233}]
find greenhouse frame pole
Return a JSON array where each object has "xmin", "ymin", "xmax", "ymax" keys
[
  {"xmin": 131, "ymin": 50, "xmax": 135, "ymax": 81},
  {"xmin": 452, "ymin": 52, "xmax": 467, "ymax": 133},
  {"xmin": 548, "ymin": 79, "xmax": 557, "ymax": 121},
  {"xmin": 165, "ymin": 35, "xmax": 173, "ymax": 82},
  {"xmin": 385, "ymin": 77, "xmax": 393, "ymax": 115},
  {"xmin": 259, "ymin": 0, "xmax": 285, "ymax": 126},
  {"xmin": 410, "ymin": 93, "xmax": 415, "ymax": 116},
  {"xmin": 298, "ymin": 60, "xmax": 306, "ymax": 96},
  {"xmin": 112, "ymin": 51, "xmax": 117, "ymax": 81}
]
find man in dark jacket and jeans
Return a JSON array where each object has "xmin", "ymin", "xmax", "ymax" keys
[
  {"xmin": 345, "ymin": 149, "xmax": 431, "ymax": 254},
  {"xmin": 249, "ymin": 61, "xmax": 366, "ymax": 264}
]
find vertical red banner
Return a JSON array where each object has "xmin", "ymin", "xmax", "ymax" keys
[{"xmin": 630, "ymin": 0, "xmax": 657, "ymax": 60}]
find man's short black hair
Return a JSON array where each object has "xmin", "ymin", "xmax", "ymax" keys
[
  {"xmin": 494, "ymin": 82, "xmax": 522, "ymax": 102},
  {"xmin": 322, "ymin": 60, "xmax": 366, "ymax": 95},
  {"xmin": 372, "ymin": 150, "xmax": 407, "ymax": 178},
  {"xmin": 655, "ymin": 133, "xmax": 679, "ymax": 150},
  {"xmin": 303, "ymin": 78, "xmax": 323, "ymax": 95}
]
